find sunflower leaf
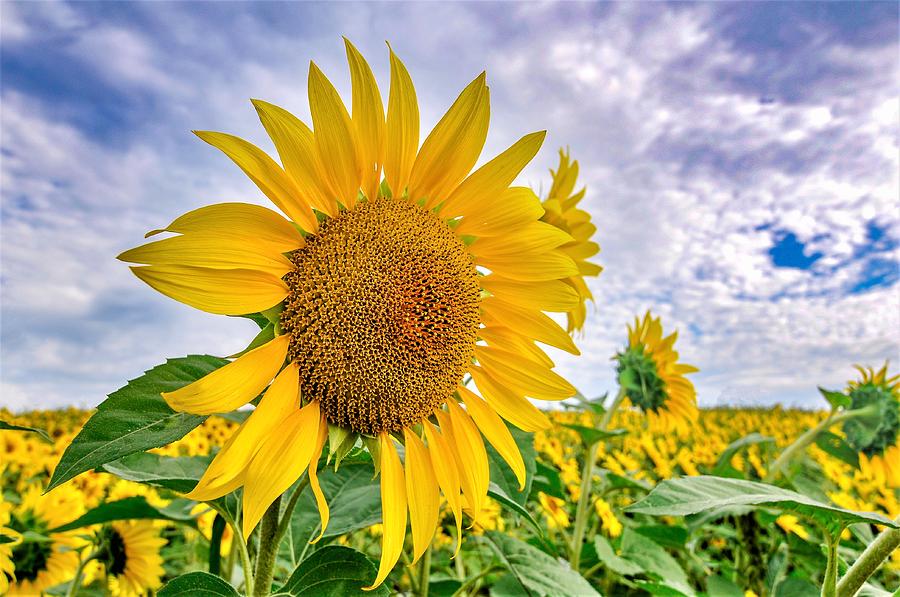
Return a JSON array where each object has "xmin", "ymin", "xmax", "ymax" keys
[
  {"xmin": 561, "ymin": 423, "xmax": 626, "ymax": 447},
  {"xmin": 0, "ymin": 419, "xmax": 53, "ymax": 443},
  {"xmin": 46, "ymin": 355, "xmax": 228, "ymax": 492},
  {"xmin": 158, "ymin": 571, "xmax": 240, "ymax": 597},
  {"xmin": 818, "ymin": 387, "xmax": 852, "ymax": 410},
  {"xmin": 49, "ymin": 496, "xmax": 197, "ymax": 533},
  {"xmin": 486, "ymin": 424, "xmax": 536, "ymax": 506},
  {"xmin": 99, "ymin": 452, "xmax": 213, "ymax": 493},
  {"xmin": 274, "ymin": 545, "xmax": 387, "ymax": 596}
]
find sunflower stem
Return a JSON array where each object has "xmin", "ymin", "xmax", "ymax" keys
[
  {"xmin": 419, "ymin": 544, "xmax": 433, "ymax": 597},
  {"xmin": 764, "ymin": 404, "xmax": 879, "ymax": 482},
  {"xmin": 65, "ymin": 549, "xmax": 99, "ymax": 597},
  {"xmin": 253, "ymin": 496, "xmax": 282, "ymax": 597},
  {"xmin": 836, "ymin": 514, "xmax": 900, "ymax": 597},
  {"xmin": 274, "ymin": 474, "xmax": 310, "ymax": 552},
  {"xmin": 209, "ymin": 513, "xmax": 226, "ymax": 576},
  {"xmin": 231, "ymin": 522, "xmax": 255, "ymax": 595},
  {"xmin": 570, "ymin": 387, "xmax": 626, "ymax": 569},
  {"xmin": 821, "ymin": 532, "xmax": 839, "ymax": 597}
]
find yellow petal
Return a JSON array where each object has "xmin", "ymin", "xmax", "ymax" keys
[
  {"xmin": 130, "ymin": 264, "xmax": 287, "ymax": 316},
  {"xmin": 457, "ymin": 386, "xmax": 526, "ymax": 490},
  {"xmin": 422, "ymin": 422, "xmax": 463, "ymax": 556},
  {"xmin": 242, "ymin": 400, "xmax": 320, "ymax": 538},
  {"xmin": 441, "ymin": 131, "xmax": 546, "ymax": 218},
  {"xmin": 345, "ymin": 38, "xmax": 385, "ymax": 200},
  {"xmin": 409, "ymin": 73, "xmax": 489, "ymax": 206},
  {"xmin": 162, "ymin": 335, "xmax": 289, "ymax": 415},
  {"xmin": 477, "ymin": 251, "xmax": 578, "ymax": 282},
  {"xmin": 454, "ymin": 187, "xmax": 544, "ymax": 237},
  {"xmin": 252, "ymin": 99, "xmax": 337, "ymax": 216},
  {"xmin": 477, "ymin": 326, "xmax": 554, "ymax": 368},
  {"xmin": 384, "ymin": 45, "xmax": 419, "ymax": 198},
  {"xmin": 403, "ymin": 428, "xmax": 439, "ymax": 563},
  {"xmin": 438, "ymin": 400, "xmax": 489, "ymax": 524},
  {"xmin": 469, "ymin": 366, "xmax": 551, "ymax": 432},
  {"xmin": 480, "ymin": 276, "xmax": 580, "ymax": 313},
  {"xmin": 308, "ymin": 412, "xmax": 330, "ymax": 543},
  {"xmin": 308, "ymin": 62, "xmax": 362, "ymax": 209},
  {"xmin": 365, "ymin": 433, "xmax": 407, "ymax": 591},
  {"xmin": 480, "ymin": 297, "xmax": 579, "ymax": 355},
  {"xmin": 475, "ymin": 346, "xmax": 576, "ymax": 401},
  {"xmin": 119, "ymin": 232, "xmax": 294, "ymax": 277},
  {"xmin": 145, "ymin": 203, "xmax": 304, "ymax": 252},
  {"xmin": 186, "ymin": 363, "xmax": 300, "ymax": 501},
  {"xmin": 471, "ymin": 222, "xmax": 573, "ymax": 258},
  {"xmin": 561, "ymin": 241, "xmax": 601, "ymax": 261},
  {"xmin": 194, "ymin": 131, "xmax": 318, "ymax": 232}
]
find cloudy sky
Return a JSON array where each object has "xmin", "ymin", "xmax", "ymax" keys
[{"xmin": 1, "ymin": 1, "xmax": 898, "ymax": 411}]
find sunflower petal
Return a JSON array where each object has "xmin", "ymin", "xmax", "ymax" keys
[
  {"xmin": 454, "ymin": 187, "xmax": 545, "ymax": 237},
  {"xmin": 480, "ymin": 276, "xmax": 580, "ymax": 312},
  {"xmin": 439, "ymin": 400, "xmax": 489, "ymax": 524},
  {"xmin": 384, "ymin": 45, "xmax": 419, "ymax": 198},
  {"xmin": 477, "ymin": 251, "xmax": 578, "ymax": 282},
  {"xmin": 477, "ymin": 326, "xmax": 554, "ymax": 368},
  {"xmin": 469, "ymin": 366, "xmax": 551, "ymax": 432},
  {"xmin": 308, "ymin": 412, "xmax": 330, "ymax": 543},
  {"xmin": 308, "ymin": 62, "xmax": 362, "ymax": 209},
  {"xmin": 365, "ymin": 433, "xmax": 407, "ymax": 591},
  {"xmin": 423, "ymin": 422, "xmax": 462, "ymax": 556},
  {"xmin": 403, "ymin": 428, "xmax": 440, "ymax": 563},
  {"xmin": 345, "ymin": 38, "xmax": 385, "ymax": 201},
  {"xmin": 242, "ymin": 400, "xmax": 320, "ymax": 538},
  {"xmin": 194, "ymin": 131, "xmax": 317, "ymax": 231},
  {"xmin": 476, "ymin": 346, "xmax": 576, "ymax": 400},
  {"xmin": 457, "ymin": 386, "xmax": 526, "ymax": 490},
  {"xmin": 130, "ymin": 265, "xmax": 288, "ymax": 316},
  {"xmin": 186, "ymin": 363, "xmax": 300, "ymax": 500},
  {"xmin": 409, "ymin": 73, "xmax": 489, "ymax": 206},
  {"xmin": 471, "ymin": 221, "xmax": 573, "ymax": 257},
  {"xmin": 480, "ymin": 297, "xmax": 579, "ymax": 355}
]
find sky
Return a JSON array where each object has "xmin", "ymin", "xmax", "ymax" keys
[{"xmin": 1, "ymin": 1, "xmax": 898, "ymax": 412}]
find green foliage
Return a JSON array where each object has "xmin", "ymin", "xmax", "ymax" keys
[
  {"xmin": 621, "ymin": 527, "xmax": 695, "ymax": 596},
  {"xmin": 712, "ymin": 432, "xmax": 774, "ymax": 477},
  {"xmin": 487, "ymin": 425, "xmax": 536, "ymax": 506},
  {"xmin": 0, "ymin": 419, "xmax": 52, "ymax": 443},
  {"xmin": 560, "ymin": 423, "xmax": 626, "ymax": 447},
  {"xmin": 50, "ymin": 496, "xmax": 197, "ymax": 532},
  {"xmin": 274, "ymin": 546, "xmax": 387, "ymax": 596},
  {"xmin": 818, "ymin": 387, "xmax": 852, "ymax": 410},
  {"xmin": 99, "ymin": 452, "xmax": 213, "ymax": 493},
  {"xmin": 158, "ymin": 571, "xmax": 240, "ymax": 596}
]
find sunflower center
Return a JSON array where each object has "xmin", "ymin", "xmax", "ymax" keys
[
  {"xmin": 98, "ymin": 527, "xmax": 129, "ymax": 576},
  {"xmin": 616, "ymin": 346, "xmax": 667, "ymax": 412},
  {"xmin": 281, "ymin": 198, "xmax": 480, "ymax": 434}
]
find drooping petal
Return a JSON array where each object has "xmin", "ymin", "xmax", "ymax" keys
[
  {"xmin": 308, "ymin": 412, "xmax": 330, "ymax": 543},
  {"xmin": 457, "ymin": 386, "xmax": 526, "ymax": 490},
  {"xmin": 475, "ymin": 346, "xmax": 577, "ymax": 400},
  {"xmin": 130, "ymin": 265, "xmax": 288, "ymax": 316},
  {"xmin": 453, "ymin": 187, "xmax": 544, "ymax": 238},
  {"xmin": 119, "ymin": 233, "xmax": 294, "ymax": 277},
  {"xmin": 403, "ymin": 428, "xmax": 440, "ymax": 563},
  {"xmin": 186, "ymin": 363, "xmax": 300, "ymax": 500},
  {"xmin": 422, "ymin": 422, "xmax": 463, "ymax": 556},
  {"xmin": 194, "ymin": 131, "xmax": 318, "ymax": 231},
  {"xmin": 441, "ymin": 131, "xmax": 545, "ymax": 218},
  {"xmin": 383, "ymin": 45, "xmax": 419, "ymax": 198},
  {"xmin": 162, "ymin": 335, "xmax": 289, "ymax": 415},
  {"xmin": 144, "ymin": 203, "xmax": 304, "ymax": 251},
  {"xmin": 365, "ymin": 433, "xmax": 407, "ymax": 591},
  {"xmin": 437, "ymin": 401, "xmax": 489, "ymax": 524},
  {"xmin": 480, "ymin": 297, "xmax": 579, "ymax": 355},
  {"xmin": 308, "ymin": 62, "xmax": 362, "ymax": 208},
  {"xmin": 345, "ymin": 38, "xmax": 385, "ymax": 200},
  {"xmin": 409, "ymin": 73, "xmax": 489, "ymax": 206},
  {"xmin": 480, "ymin": 276, "xmax": 580, "ymax": 313},
  {"xmin": 242, "ymin": 400, "xmax": 321, "ymax": 538},
  {"xmin": 469, "ymin": 366, "xmax": 551, "ymax": 432}
]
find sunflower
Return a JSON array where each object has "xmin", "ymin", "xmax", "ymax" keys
[
  {"xmin": 87, "ymin": 521, "xmax": 166, "ymax": 596},
  {"xmin": 0, "ymin": 492, "xmax": 20, "ymax": 595},
  {"xmin": 842, "ymin": 362, "xmax": 900, "ymax": 487},
  {"xmin": 615, "ymin": 311, "xmax": 698, "ymax": 433},
  {"xmin": 4, "ymin": 485, "xmax": 86, "ymax": 595},
  {"xmin": 540, "ymin": 149, "xmax": 602, "ymax": 332},
  {"xmin": 119, "ymin": 39, "xmax": 583, "ymax": 589}
]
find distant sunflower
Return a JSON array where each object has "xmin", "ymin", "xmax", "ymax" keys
[
  {"xmin": 0, "ymin": 493, "xmax": 20, "ymax": 595},
  {"xmin": 615, "ymin": 311, "xmax": 698, "ymax": 433},
  {"xmin": 89, "ymin": 521, "xmax": 166, "ymax": 596},
  {"xmin": 842, "ymin": 362, "xmax": 900, "ymax": 487},
  {"xmin": 540, "ymin": 149, "xmax": 602, "ymax": 332},
  {"xmin": 119, "ymin": 39, "xmax": 582, "ymax": 588},
  {"xmin": 4, "ymin": 485, "xmax": 85, "ymax": 595}
]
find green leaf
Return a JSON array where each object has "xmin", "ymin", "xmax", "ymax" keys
[
  {"xmin": 50, "ymin": 496, "xmax": 197, "ymax": 533},
  {"xmin": 634, "ymin": 525, "xmax": 688, "ymax": 549},
  {"xmin": 227, "ymin": 322, "xmax": 275, "ymax": 358},
  {"xmin": 773, "ymin": 577, "xmax": 819, "ymax": 597},
  {"xmin": 230, "ymin": 312, "xmax": 272, "ymax": 329},
  {"xmin": 486, "ymin": 425, "xmax": 535, "ymax": 507},
  {"xmin": 620, "ymin": 528, "xmax": 694, "ymax": 597},
  {"xmin": 818, "ymin": 387, "xmax": 852, "ymax": 410},
  {"xmin": 47, "ymin": 355, "xmax": 228, "ymax": 492},
  {"xmin": 274, "ymin": 545, "xmax": 387, "ymax": 596},
  {"xmin": 560, "ymin": 423, "xmax": 626, "ymax": 447},
  {"xmin": 99, "ymin": 452, "xmax": 212, "ymax": 493},
  {"xmin": 599, "ymin": 469, "xmax": 653, "ymax": 493},
  {"xmin": 705, "ymin": 576, "xmax": 743, "ymax": 597},
  {"xmin": 592, "ymin": 535, "xmax": 642, "ymax": 576},
  {"xmin": 158, "ymin": 571, "xmax": 240, "ymax": 596},
  {"xmin": 711, "ymin": 433, "xmax": 774, "ymax": 477},
  {"xmin": 482, "ymin": 531, "xmax": 599, "ymax": 597},
  {"xmin": 625, "ymin": 475, "xmax": 898, "ymax": 532},
  {"xmin": 815, "ymin": 431, "xmax": 860, "ymax": 468},
  {"xmin": 488, "ymin": 482, "xmax": 543, "ymax": 538},
  {"xmin": 0, "ymin": 420, "xmax": 52, "ymax": 443},
  {"xmin": 532, "ymin": 460, "xmax": 565, "ymax": 500}
]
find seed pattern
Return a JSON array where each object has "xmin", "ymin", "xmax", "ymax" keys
[{"xmin": 281, "ymin": 198, "xmax": 481, "ymax": 434}]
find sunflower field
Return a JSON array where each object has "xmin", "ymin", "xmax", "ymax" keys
[{"xmin": 2, "ymin": 39, "xmax": 899, "ymax": 597}]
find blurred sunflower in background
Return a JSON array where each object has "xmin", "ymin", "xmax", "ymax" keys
[
  {"xmin": 4, "ymin": 486, "xmax": 85, "ymax": 595},
  {"xmin": 539, "ymin": 150, "xmax": 602, "ymax": 333},
  {"xmin": 842, "ymin": 362, "xmax": 900, "ymax": 487},
  {"xmin": 1, "ymin": 493, "xmax": 20, "ymax": 594},
  {"xmin": 85, "ymin": 521, "xmax": 166, "ymax": 596},
  {"xmin": 119, "ymin": 39, "xmax": 584, "ymax": 588},
  {"xmin": 615, "ymin": 311, "xmax": 698, "ymax": 433}
]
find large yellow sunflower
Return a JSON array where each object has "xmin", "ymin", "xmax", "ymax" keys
[
  {"xmin": 842, "ymin": 362, "xmax": 900, "ymax": 487},
  {"xmin": 86, "ymin": 521, "xmax": 167, "ymax": 596},
  {"xmin": 4, "ymin": 485, "xmax": 86, "ymax": 595},
  {"xmin": 615, "ymin": 311, "xmax": 698, "ymax": 434},
  {"xmin": 119, "ymin": 39, "xmax": 583, "ymax": 589},
  {"xmin": 540, "ymin": 149, "xmax": 601, "ymax": 332}
]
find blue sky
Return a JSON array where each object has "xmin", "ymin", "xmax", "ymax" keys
[{"xmin": 1, "ymin": 1, "xmax": 898, "ymax": 411}]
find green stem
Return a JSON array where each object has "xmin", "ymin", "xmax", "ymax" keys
[
  {"xmin": 451, "ymin": 566, "xmax": 501, "ymax": 597},
  {"xmin": 822, "ymin": 532, "xmax": 839, "ymax": 597},
  {"xmin": 233, "ymin": 525, "xmax": 255, "ymax": 596},
  {"xmin": 274, "ymin": 475, "xmax": 310, "ymax": 550},
  {"xmin": 253, "ymin": 496, "xmax": 282, "ymax": 597},
  {"xmin": 836, "ymin": 514, "xmax": 900, "ymax": 597},
  {"xmin": 65, "ymin": 549, "xmax": 99, "ymax": 597},
  {"xmin": 209, "ymin": 513, "xmax": 226, "ymax": 576},
  {"xmin": 569, "ymin": 387, "xmax": 626, "ymax": 569},
  {"xmin": 419, "ymin": 544, "xmax": 432, "ymax": 597},
  {"xmin": 765, "ymin": 405, "xmax": 879, "ymax": 482}
]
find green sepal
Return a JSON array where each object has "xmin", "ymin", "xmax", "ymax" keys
[
  {"xmin": 818, "ymin": 387, "xmax": 851, "ymax": 410},
  {"xmin": 226, "ymin": 323, "xmax": 275, "ymax": 359},
  {"xmin": 362, "ymin": 436, "xmax": 381, "ymax": 478}
]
